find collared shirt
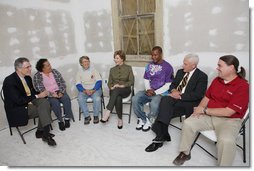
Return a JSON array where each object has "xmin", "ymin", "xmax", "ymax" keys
[
  {"xmin": 33, "ymin": 69, "xmax": 66, "ymax": 94},
  {"xmin": 19, "ymin": 76, "xmax": 31, "ymax": 96},
  {"xmin": 42, "ymin": 72, "xmax": 59, "ymax": 93},
  {"xmin": 205, "ymin": 76, "xmax": 249, "ymax": 118},
  {"xmin": 180, "ymin": 68, "xmax": 196, "ymax": 93}
]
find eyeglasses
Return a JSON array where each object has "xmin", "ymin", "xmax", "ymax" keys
[{"xmin": 22, "ymin": 65, "xmax": 32, "ymax": 69}]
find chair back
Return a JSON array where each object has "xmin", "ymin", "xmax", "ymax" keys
[
  {"xmin": 241, "ymin": 107, "xmax": 249, "ymax": 126},
  {"xmin": 122, "ymin": 86, "xmax": 134, "ymax": 103},
  {"xmin": 200, "ymin": 106, "xmax": 250, "ymax": 142},
  {"xmin": 1, "ymin": 88, "xmax": 4, "ymax": 102}
]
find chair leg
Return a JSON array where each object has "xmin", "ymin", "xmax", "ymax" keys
[
  {"xmin": 169, "ymin": 123, "xmax": 182, "ymax": 130},
  {"xmin": 100, "ymin": 100, "xmax": 103, "ymax": 118},
  {"xmin": 102, "ymin": 98, "xmax": 105, "ymax": 109},
  {"xmin": 128, "ymin": 103, "xmax": 132, "ymax": 124},
  {"xmin": 71, "ymin": 113, "xmax": 75, "ymax": 122},
  {"xmin": 9, "ymin": 126, "xmax": 13, "ymax": 136},
  {"xmin": 190, "ymin": 132, "xmax": 201, "ymax": 150},
  {"xmin": 191, "ymin": 132, "xmax": 218, "ymax": 160},
  {"xmin": 242, "ymin": 125, "xmax": 246, "ymax": 163},
  {"xmin": 79, "ymin": 107, "xmax": 81, "ymax": 121},
  {"xmin": 50, "ymin": 124, "xmax": 53, "ymax": 130},
  {"xmin": 16, "ymin": 127, "xmax": 26, "ymax": 144}
]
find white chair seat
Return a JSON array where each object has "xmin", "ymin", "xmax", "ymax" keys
[
  {"xmin": 191, "ymin": 107, "xmax": 249, "ymax": 163},
  {"xmin": 86, "ymin": 98, "xmax": 93, "ymax": 103},
  {"xmin": 200, "ymin": 130, "xmax": 217, "ymax": 142},
  {"xmin": 122, "ymin": 93, "xmax": 132, "ymax": 103}
]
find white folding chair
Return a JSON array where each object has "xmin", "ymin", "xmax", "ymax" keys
[
  {"xmin": 78, "ymin": 87, "xmax": 105, "ymax": 121},
  {"xmin": 111, "ymin": 86, "xmax": 134, "ymax": 123},
  {"xmin": 191, "ymin": 107, "xmax": 249, "ymax": 163}
]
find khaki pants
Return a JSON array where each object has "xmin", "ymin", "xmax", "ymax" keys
[{"xmin": 179, "ymin": 115, "xmax": 242, "ymax": 166}]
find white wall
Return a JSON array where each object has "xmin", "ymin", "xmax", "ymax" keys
[{"xmin": 0, "ymin": 0, "xmax": 249, "ymax": 129}]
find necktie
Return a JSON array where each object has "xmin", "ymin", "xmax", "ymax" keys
[
  {"xmin": 177, "ymin": 72, "xmax": 189, "ymax": 92},
  {"xmin": 21, "ymin": 79, "xmax": 31, "ymax": 96}
]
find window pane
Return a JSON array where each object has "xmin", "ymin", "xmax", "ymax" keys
[
  {"xmin": 121, "ymin": 0, "xmax": 137, "ymax": 16},
  {"xmin": 122, "ymin": 18, "xmax": 137, "ymax": 54},
  {"xmin": 138, "ymin": 16, "xmax": 154, "ymax": 54},
  {"xmin": 120, "ymin": 0, "xmax": 155, "ymax": 56},
  {"xmin": 138, "ymin": 0, "xmax": 155, "ymax": 14}
]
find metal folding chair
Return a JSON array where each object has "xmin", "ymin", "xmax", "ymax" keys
[
  {"xmin": 78, "ymin": 87, "xmax": 105, "ymax": 121},
  {"xmin": 110, "ymin": 86, "xmax": 134, "ymax": 124},
  {"xmin": 191, "ymin": 108, "xmax": 249, "ymax": 163},
  {"xmin": 1, "ymin": 88, "xmax": 38, "ymax": 144}
]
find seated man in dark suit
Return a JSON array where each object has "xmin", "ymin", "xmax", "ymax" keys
[
  {"xmin": 145, "ymin": 53, "xmax": 208, "ymax": 152},
  {"xmin": 3, "ymin": 57, "xmax": 56, "ymax": 146}
]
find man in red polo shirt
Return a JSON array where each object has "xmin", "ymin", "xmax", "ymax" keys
[{"xmin": 173, "ymin": 55, "xmax": 249, "ymax": 166}]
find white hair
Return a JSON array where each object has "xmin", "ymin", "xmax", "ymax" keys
[{"xmin": 184, "ymin": 53, "xmax": 199, "ymax": 65}]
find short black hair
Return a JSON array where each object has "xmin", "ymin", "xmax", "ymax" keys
[
  {"xmin": 36, "ymin": 58, "xmax": 48, "ymax": 72},
  {"xmin": 152, "ymin": 46, "xmax": 163, "ymax": 54}
]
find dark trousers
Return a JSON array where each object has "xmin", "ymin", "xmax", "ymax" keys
[
  {"xmin": 152, "ymin": 96, "xmax": 196, "ymax": 139},
  {"xmin": 107, "ymin": 87, "xmax": 131, "ymax": 119},
  {"xmin": 48, "ymin": 93, "xmax": 74, "ymax": 122},
  {"xmin": 28, "ymin": 98, "xmax": 52, "ymax": 132}
]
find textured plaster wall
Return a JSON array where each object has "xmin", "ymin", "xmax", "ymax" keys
[
  {"xmin": 0, "ymin": 0, "xmax": 249, "ymax": 129},
  {"xmin": 165, "ymin": 0, "xmax": 249, "ymax": 54}
]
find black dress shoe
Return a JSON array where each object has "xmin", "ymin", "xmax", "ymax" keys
[
  {"xmin": 152, "ymin": 135, "xmax": 171, "ymax": 142},
  {"xmin": 35, "ymin": 130, "xmax": 44, "ymax": 138},
  {"xmin": 42, "ymin": 135, "xmax": 57, "ymax": 146},
  {"xmin": 64, "ymin": 119, "xmax": 70, "ymax": 128},
  {"xmin": 145, "ymin": 142, "xmax": 163, "ymax": 152},
  {"xmin": 58, "ymin": 122, "xmax": 65, "ymax": 131},
  {"xmin": 117, "ymin": 125, "xmax": 123, "ymax": 129},
  {"xmin": 36, "ymin": 130, "xmax": 55, "ymax": 138}
]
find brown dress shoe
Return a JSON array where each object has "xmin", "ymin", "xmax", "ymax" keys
[{"xmin": 173, "ymin": 152, "xmax": 191, "ymax": 166}]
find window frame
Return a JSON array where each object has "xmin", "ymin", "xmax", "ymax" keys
[{"xmin": 111, "ymin": 0, "xmax": 163, "ymax": 67}]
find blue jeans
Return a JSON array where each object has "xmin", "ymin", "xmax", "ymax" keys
[
  {"xmin": 132, "ymin": 91, "xmax": 162, "ymax": 123},
  {"xmin": 77, "ymin": 89, "xmax": 102, "ymax": 118},
  {"xmin": 48, "ymin": 93, "xmax": 74, "ymax": 122}
]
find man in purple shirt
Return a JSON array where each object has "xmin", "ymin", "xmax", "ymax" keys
[{"xmin": 132, "ymin": 46, "xmax": 174, "ymax": 131}]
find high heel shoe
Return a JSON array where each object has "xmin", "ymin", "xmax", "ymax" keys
[
  {"xmin": 117, "ymin": 119, "xmax": 123, "ymax": 129},
  {"xmin": 100, "ymin": 118, "xmax": 109, "ymax": 123},
  {"xmin": 100, "ymin": 112, "xmax": 110, "ymax": 123}
]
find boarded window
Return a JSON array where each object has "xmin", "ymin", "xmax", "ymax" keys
[{"xmin": 112, "ymin": 0, "xmax": 163, "ymax": 66}]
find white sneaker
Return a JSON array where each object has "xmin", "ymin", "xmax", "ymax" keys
[
  {"xmin": 142, "ymin": 118, "xmax": 152, "ymax": 132},
  {"xmin": 136, "ymin": 118, "xmax": 144, "ymax": 130}
]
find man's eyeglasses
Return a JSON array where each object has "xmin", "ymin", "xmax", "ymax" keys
[{"xmin": 22, "ymin": 65, "xmax": 32, "ymax": 69}]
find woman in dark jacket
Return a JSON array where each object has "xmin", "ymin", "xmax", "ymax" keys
[{"xmin": 100, "ymin": 50, "xmax": 134, "ymax": 129}]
